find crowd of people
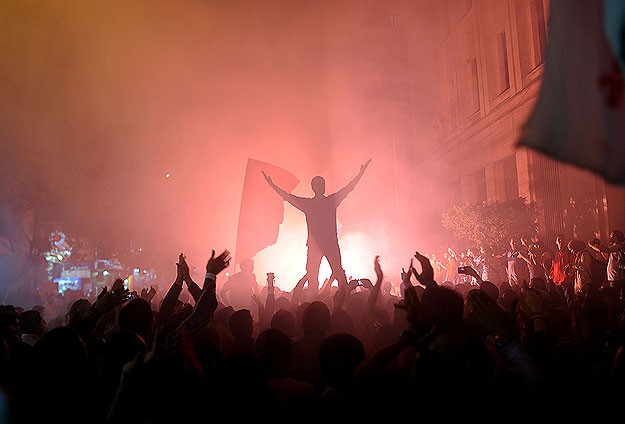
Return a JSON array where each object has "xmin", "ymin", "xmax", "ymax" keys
[{"xmin": 1, "ymin": 229, "xmax": 625, "ymax": 422}]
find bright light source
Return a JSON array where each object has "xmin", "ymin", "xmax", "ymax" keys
[
  {"xmin": 133, "ymin": 268, "xmax": 140, "ymax": 273},
  {"xmin": 57, "ymin": 254, "xmax": 63, "ymax": 261},
  {"xmin": 102, "ymin": 270, "xmax": 110, "ymax": 276},
  {"xmin": 165, "ymin": 172, "xmax": 171, "ymax": 178}
]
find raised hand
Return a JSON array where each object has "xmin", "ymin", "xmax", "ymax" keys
[
  {"xmin": 266, "ymin": 272, "xmax": 275, "ymax": 288},
  {"xmin": 178, "ymin": 253, "xmax": 191, "ymax": 282},
  {"xmin": 460, "ymin": 265, "xmax": 481, "ymax": 283},
  {"xmin": 412, "ymin": 251, "xmax": 436, "ymax": 288},
  {"xmin": 251, "ymin": 293, "xmax": 263, "ymax": 307},
  {"xmin": 93, "ymin": 283, "xmax": 130, "ymax": 314},
  {"xmin": 466, "ymin": 289, "xmax": 513, "ymax": 339},
  {"xmin": 111, "ymin": 277, "xmax": 126, "ymax": 294},
  {"xmin": 401, "ymin": 258, "xmax": 413, "ymax": 287},
  {"xmin": 140, "ymin": 285, "xmax": 157, "ymax": 303},
  {"xmin": 395, "ymin": 261, "xmax": 428, "ymax": 341},
  {"xmin": 173, "ymin": 253, "xmax": 186, "ymax": 285},
  {"xmin": 359, "ymin": 159, "xmax": 372, "ymax": 175},
  {"xmin": 206, "ymin": 249, "xmax": 231, "ymax": 275},
  {"xmin": 374, "ymin": 255, "xmax": 383, "ymax": 282}
]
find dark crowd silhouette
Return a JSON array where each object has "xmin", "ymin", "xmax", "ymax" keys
[{"xmin": 2, "ymin": 230, "xmax": 625, "ymax": 423}]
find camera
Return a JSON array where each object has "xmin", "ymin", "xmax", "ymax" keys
[
  {"xmin": 122, "ymin": 291, "xmax": 137, "ymax": 302},
  {"xmin": 349, "ymin": 278, "xmax": 372, "ymax": 288}
]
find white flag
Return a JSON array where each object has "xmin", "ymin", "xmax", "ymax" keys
[
  {"xmin": 518, "ymin": 0, "xmax": 625, "ymax": 185},
  {"xmin": 604, "ymin": 0, "xmax": 625, "ymax": 75}
]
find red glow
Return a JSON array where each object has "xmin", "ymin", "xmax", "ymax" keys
[{"xmin": 1, "ymin": 1, "xmax": 445, "ymax": 295}]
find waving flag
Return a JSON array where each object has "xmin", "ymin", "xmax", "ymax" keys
[
  {"xmin": 518, "ymin": 0, "xmax": 625, "ymax": 185},
  {"xmin": 235, "ymin": 158, "xmax": 299, "ymax": 265},
  {"xmin": 604, "ymin": 0, "xmax": 625, "ymax": 74}
]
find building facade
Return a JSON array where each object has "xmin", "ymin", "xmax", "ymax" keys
[{"xmin": 415, "ymin": 0, "xmax": 625, "ymax": 244}]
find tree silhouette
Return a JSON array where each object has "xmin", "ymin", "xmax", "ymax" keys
[{"xmin": 441, "ymin": 197, "xmax": 539, "ymax": 252}]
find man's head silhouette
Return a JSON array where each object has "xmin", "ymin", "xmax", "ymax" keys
[
  {"xmin": 311, "ymin": 176, "xmax": 325, "ymax": 196},
  {"xmin": 240, "ymin": 257, "xmax": 254, "ymax": 273}
]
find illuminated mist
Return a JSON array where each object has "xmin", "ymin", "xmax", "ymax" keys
[{"xmin": 1, "ymin": 0, "xmax": 448, "ymax": 293}]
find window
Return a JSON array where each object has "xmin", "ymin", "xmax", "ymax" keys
[
  {"xmin": 467, "ymin": 168, "xmax": 487, "ymax": 203},
  {"xmin": 515, "ymin": 0, "xmax": 547, "ymax": 82},
  {"xmin": 458, "ymin": 10, "xmax": 481, "ymax": 120},
  {"xmin": 465, "ymin": 57, "xmax": 481, "ymax": 117},
  {"xmin": 496, "ymin": 31, "xmax": 510, "ymax": 94},
  {"xmin": 494, "ymin": 155, "xmax": 519, "ymax": 201},
  {"xmin": 486, "ymin": 30, "xmax": 511, "ymax": 101},
  {"xmin": 503, "ymin": 155, "xmax": 519, "ymax": 200}
]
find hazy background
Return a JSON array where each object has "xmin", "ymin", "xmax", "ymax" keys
[{"xmin": 1, "ymin": 0, "xmax": 445, "ymax": 291}]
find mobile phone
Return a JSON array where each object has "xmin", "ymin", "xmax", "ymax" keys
[
  {"xmin": 122, "ymin": 291, "xmax": 137, "ymax": 302},
  {"xmin": 458, "ymin": 266, "xmax": 467, "ymax": 274}
]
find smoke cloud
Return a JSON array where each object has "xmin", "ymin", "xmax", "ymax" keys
[{"xmin": 1, "ymin": 0, "xmax": 447, "ymax": 291}]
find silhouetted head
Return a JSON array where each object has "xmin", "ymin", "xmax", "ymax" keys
[
  {"xmin": 610, "ymin": 230, "xmax": 625, "ymax": 244},
  {"xmin": 18, "ymin": 309, "xmax": 46, "ymax": 336},
  {"xmin": 421, "ymin": 285, "xmax": 464, "ymax": 329},
  {"xmin": 270, "ymin": 308, "xmax": 296, "ymax": 338},
  {"xmin": 240, "ymin": 257, "xmax": 254, "ymax": 273},
  {"xmin": 118, "ymin": 298, "xmax": 155, "ymax": 343},
  {"xmin": 229, "ymin": 309, "xmax": 254, "ymax": 339},
  {"xmin": 479, "ymin": 281, "xmax": 499, "ymax": 303},
  {"xmin": 301, "ymin": 300, "xmax": 331, "ymax": 337},
  {"xmin": 214, "ymin": 305, "xmax": 235, "ymax": 327},
  {"xmin": 319, "ymin": 332, "xmax": 365, "ymax": 388},
  {"xmin": 34, "ymin": 326, "xmax": 89, "ymax": 381},
  {"xmin": 311, "ymin": 176, "xmax": 325, "ymax": 196},
  {"xmin": 567, "ymin": 239, "xmax": 586, "ymax": 254},
  {"xmin": 255, "ymin": 328, "xmax": 292, "ymax": 376},
  {"xmin": 329, "ymin": 308, "xmax": 355, "ymax": 336},
  {"xmin": 0, "ymin": 305, "xmax": 20, "ymax": 344},
  {"xmin": 67, "ymin": 299, "xmax": 91, "ymax": 329}
]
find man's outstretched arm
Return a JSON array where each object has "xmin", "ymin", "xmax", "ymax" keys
[
  {"xmin": 262, "ymin": 170, "xmax": 302, "ymax": 207},
  {"xmin": 335, "ymin": 159, "xmax": 371, "ymax": 199}
]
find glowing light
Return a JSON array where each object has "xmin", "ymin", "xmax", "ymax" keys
[
  {"xmin": 133, "ymin": 268, "xmax": 140, "ymax": 273},
  {"xmin": 165, "ymin": 172, "xmax": 171, "ymax": 178},
  {"xmin": 253, "ymin": 225, "xmax": 380, "ymax": 292},
  {"xmin": 102, "ymin": 270, "xmax": 110, "ymax": 277},
  {"xmin": 56, "ymin": 254, "xmax": 64, "ymax": 261},
  {"xmin": 338, "ymin": 231, "xmax": 377, "ymax": 282}
]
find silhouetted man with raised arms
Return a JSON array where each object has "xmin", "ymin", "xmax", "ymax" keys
[{"xmin": 263, "ymin": 159, "xmax": 371, "ymax": 298}]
